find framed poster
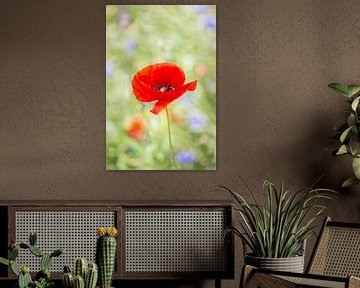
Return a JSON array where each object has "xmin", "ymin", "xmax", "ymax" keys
[{"xmin": 106, "ymin": 5, "xmax": 216, "ymax": 170}]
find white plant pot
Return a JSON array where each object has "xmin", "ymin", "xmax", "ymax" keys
[{"xmin": 245, "ymin": 254, "xmax": 305, "ymax": 273}]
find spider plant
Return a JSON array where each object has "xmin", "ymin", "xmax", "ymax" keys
[{"xmin": 221, "ymin": 179, "xmax": 335, "ymax": 258}]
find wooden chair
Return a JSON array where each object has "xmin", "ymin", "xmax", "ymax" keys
[{"xmin": 241, "ymin": 217, "xmax": 360, "ymax": 288}]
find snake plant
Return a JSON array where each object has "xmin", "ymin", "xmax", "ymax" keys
[{"xmin": 221, "ymin": 178, "xmax": 335, "ymax": 258}]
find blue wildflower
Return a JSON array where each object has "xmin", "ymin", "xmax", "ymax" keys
[
  {"xmin": 178, "ymin": 92, "xmax": 197, "ymax": 107},
  {"xmin": 203, "ymin": 15, "xmax": 216, "ymax": 30},
  {"xmin": 106, "ymin": 61, "xmax": 114, "ymax": 79},
  {"xmin": 188, "ymin": 112, "xmax": 207, "ymax": 132},
  {"xmin": 175, "ymin": 151, "xmax": 196, "ymax": 165},
  {"xmin": 125, "ymin": 39, "xmax": 137, "ymax": 53}
]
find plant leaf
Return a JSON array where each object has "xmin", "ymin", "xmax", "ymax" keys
[
  {"xmin": 340, "ymin": 126, "xmax": 353, "ymax": 143},
  {"xmin": 29, "ymin": 232, "xmax": 37, "ymax": 246},
  {"xmin": 336, "ymin": 145, "xmax": 348, "ymax": 155},
  {"xmin": 352, "ymin": 157, "xmax": 360, "ymax": 179},
  {"xmin": 10, "ymin": 261, "xmax": 20, "ymax": 276},
  {"xmin": 347, "ymin": 114, "xmax": 357, "ymax": 129},
  {"xmin": 0, "ymin": 257, "xmax": 9, "ymax": 266},
  {"xmin": 349, "ymin": 135, "xmax": 360, "ymax": 157},
  {"xmin": 238, "ymin": 176, "xmax": 259, "ymax": 206},
  {"xmin": 328, "ymin": 83, "xmax": 351, "ymax": 97},
  {"xmin": 342, "ymin": 177, "xmax": 360, "ymax": 188},
  {"xmin": 347, "ymin": 85, "xmax": 360, "ymax": 97},
  {"xmin": 221, "ymin": 179, "xmax": 335, "ymax": 258},
  {"xmin": 352, "ymin": 96, "xmax": 360, "ymax": 111}
]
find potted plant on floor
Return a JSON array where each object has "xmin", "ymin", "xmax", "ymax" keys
[
  {"xmin": 328, "ymin": 82, "xmax": 360, "ymax": 187},
  {"xmin": 220, "ymin": 179, "xmax": 334, "ymax": 273}
]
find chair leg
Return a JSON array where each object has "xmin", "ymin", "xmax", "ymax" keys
[
  {"xmin": 215, "ymin": 278, "xmax": 221, "ymax": 288},
  {"xmin": 240, "ymin": 265, "xmax": 255, "ymax": 288}
]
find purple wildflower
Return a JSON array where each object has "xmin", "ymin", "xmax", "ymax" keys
[
  {"xmin": 118, "ymin": 8, "xmax": 130, "ymax": 29},
  {"xmin": 203, "ymin": 15, "xmax": 216, "ymax": 30},
  {"xmin": 188, "ymin": 112, "xmax": 207, "ymax": 132},
  {"xmin": 178, "ymin": 92, "xmax": 197, "ymax": 107},
  {"xmin": 125, "ymin": 39, "xmax": 137, "ymax": 53},
  {"xmin": 193, "ymin": 5, "xmax": 208, "ymax": 14},
  {"xmin": 175, "ymin": 151, "xmax": 196, "ymax": 165},
  {"xmin": 106, "ymin": 61, "xmax": 114, "ymax": 79}
]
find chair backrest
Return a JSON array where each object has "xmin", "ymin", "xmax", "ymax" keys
[{"xmin": 307, "ymin": 217, "xmax": 360, "ymax": 277}]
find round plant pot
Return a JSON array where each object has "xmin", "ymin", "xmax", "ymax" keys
[{"xmin": 245, "ymin": 254, "xmax": 304, "ymax": 273}]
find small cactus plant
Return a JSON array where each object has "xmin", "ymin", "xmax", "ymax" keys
[
  {"xmin": 73, "ymin": 275, "xmax": 85, "ymax": 288},
  {"xmin": 74, "ymin": 258, "xmax": 88, "ymax": 280},
  {"xmin": 96, "ymin": 227, "xmax": 118, "ymax": 288},
  {"xmin": 0, "ymin": 232, "xmax": 63, "ymax": 288},
  {"xmin": 85, "ymin": 262, "xmax": 98, "ymax": 288},
  {"xmin": 62, "ymin": 259, "xmax": 98, "ymax": 288},
  {"xmin": 19, "ymin": 266, "xmax": 32, "ymax": 288},
  {"xmin": 63, "ymin": 266, "xmax": 74, "ymax": 288}
]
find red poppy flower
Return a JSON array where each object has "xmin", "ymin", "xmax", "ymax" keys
[
  {"xmin": 131, "ymin": 63, "xmax": 197, "ymax": 115},
  {"xmin": 125, "ymin": 115, "xmax": 145, "ymax": 140}
]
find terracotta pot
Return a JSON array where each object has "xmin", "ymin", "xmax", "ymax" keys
[{"xmin": 245, "ymin": 254, "xmax": 304, "ymax": 273}]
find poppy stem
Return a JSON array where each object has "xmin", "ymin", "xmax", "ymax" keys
[{"xmin": 166, "ymin": 107, "xmax": 178, "ymax": 170}]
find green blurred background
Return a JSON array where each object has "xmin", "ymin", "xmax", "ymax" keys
[{"xmin": 106, "ymin": 5, "xmax": 216, "ymax": 170}]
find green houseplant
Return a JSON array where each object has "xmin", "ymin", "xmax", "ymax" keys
[
  {"xmin": 96, "ymin": 227, "xmax": 118, "ymax": 288},
  {"xmin": 221, "ymin": 179, "xmax": 334, "ymax": 272},
  {"xmin": 328, "ymin": 83, "xmax": 360, "ymax": 187},
  {"xmin": 0, "ymin": 232, "xmax": 63, "ymax": 288},
  {"xmin": 62, "ymin": 258, "xmax": 98, "ymax": 288}
]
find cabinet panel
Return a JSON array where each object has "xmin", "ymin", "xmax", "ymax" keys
[{"xmin": 0, "ymin": 202, "xmax": 233, "ymax": 281}]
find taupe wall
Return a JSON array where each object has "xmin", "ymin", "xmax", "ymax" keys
[{"xmin": 1, "ymin": 0, "xmax": 360, "ymax": 287}]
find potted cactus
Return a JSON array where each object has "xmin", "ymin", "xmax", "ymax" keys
[
  {"xmin": 96, "ymin": 227, "xmax": 118, "ymax": 288},
  {"xmin": 0, "ymin": 232, "xmax": 63, "ymax": 288},
  {"xmin": 62, "ymin": 258, "xmax": 98, "ymax": 288}
]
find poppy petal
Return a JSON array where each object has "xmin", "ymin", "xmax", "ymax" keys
[
  {"xmin": 183, "ymin": 80, "xmax": 197, "ymax": 92},
  {"xmin": 149, "ymin": 87, "xmax": 188, "ymax": 115},
  {"xmin": 132, "ymin": 73, "xmax": 158, "ymax": 102},
  {"xmin": 132, "ymin": 82, "xmax": 154, "ymax": 102},
  {"xmin": 131, "ymin": 63, "xmax": 197, "ymax": 114},
  {"xmin": 132, "ymin": 63, "xmax": 186, "ymax": 102},
  {"xmin": 150, "ymin": 63, "xmax": 185, "ymax": 88},
  {"xmin": 150, "ymin": 100, "xmax": 174, "ymax": 115}
]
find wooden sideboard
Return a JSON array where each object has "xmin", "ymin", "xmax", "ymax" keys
[{"xmin": 0, "ymin": 201, "xmax": 234, "ymax": 288}]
